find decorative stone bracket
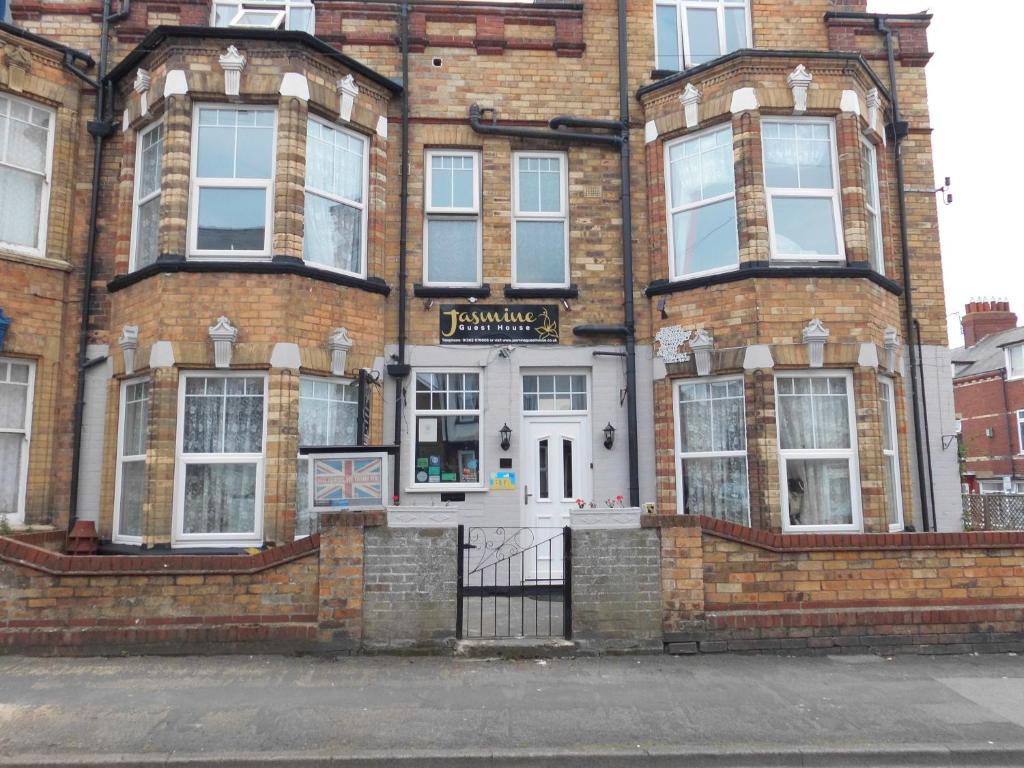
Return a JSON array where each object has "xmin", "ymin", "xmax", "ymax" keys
[
  {"xmin": 802, "ymin": 319, "xmax": 830, "ymax": 368},
  {"xmin": 337, "ymin": 74, "xmax": 359, "ymax": 123},
  {"xmin": 133, "ymin": 69, "xmax": 151, "ymax": 116},
  {"xmin": 3, "ymin": 45, "xmax": 33, "ymax": 93},
  {"xmin": 689, "ymin": 329, "xmax": 715, "ymax": 377},
  {"xmin": 119, "ymin": 325, "xmax": 139, "ymax": 375},
  {"xmin": 208, "ymin": 316, "xmax": 238, "ymax": 368},
  {"xmin": 883, "ymin": 326, "xmax": 900, "ymax": 372},
  {"xmin": 328, "ymin": 327, "xmax": 353, "ymax": 376},
  {"xmin": 787, "ymin": 65, "xmax": 813, "ymax": 114},
  {"xmin": 680, "ymin": 83, "xmax": 702, "ymax": 130},
  {"xmin": 219, "ymin": 46, "xmax": 246, "ymax": 97}
]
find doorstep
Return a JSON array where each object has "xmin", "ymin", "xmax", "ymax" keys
[{"xmin": 455, "ymin": 638, "xmax": 578, "ymax": 659}]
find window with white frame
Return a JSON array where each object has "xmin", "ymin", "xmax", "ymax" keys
[
  {"xmin": 131, "ymin": 122, "xmax": 164, "ymax": 270},
  {"xmin": 861, "ymin": 136, "xmax": 884, "ymax": 274},
  {"xmin": 762, "ymin": 119, "xmax": 845, "ymax": 261},
  {"xmin": 513, "ymin": 152, "xmax": 568, "ymax": 287},
  {"xmin": 654, "ymin": 0, "xmax": 750, "ymax": 70},
  {"xmin": 424, "ymin": 151, "xmax": 480, "ymax": 286},
  {"xmin": 879, "ymin": 377, "xmax": 903, "ymax": 531},
  {"xmin": 665, "ymin": 124, "xmax": 737, "ymax": 278},
  {"xmin": 0, "ymin": 358, "xmax": 34, "ymax": 523},
  {"xmin": 1017, "ymin": 410, "xmax": 1024, "ymax": 455},
  {"xmin": 776, "ymin": 372, "xmax": 861, "ymax": 531},
  {"xmin": 1014, "ymin": 480, "xmax": 1024, "ymax": 495},
  {"xmin": 413, "ymin": 372, "xmax": 481, "ymax": 486},
  {"xmin": 174, "ymin": 373, "xmax": 266, "ymax": 545},
  {"xmin": 0, "ymin": 95, "xmax": 54, "ymax": 257},
  {"xmin": 675, "ymin": 378, "xmax": 748, "ymax": 524},
  {"xmin": 113, "ymin": 379, "xmax": 150, "ymax": 542},
  {"xmin": 304, "ymin": 119, "xmax": 368, "ymax": 276},
  {"xmin": 1007, "ymin": 344, "xmax": 1024, "ymax": 380},
  {"xmin": 979, "ymin": 479, "xmax": 1004, "ymax": 495},
  {"xmin": 211, "ymin": 0, "xmax": 314, "ymax": 33},
  {"xmin": 190, "ymin": 106, "xmax": 275, "ymax": 258},
  {"xmin": 522, "ymin": 374, "xmax": 587, "ymax": 412},
  {"xmin": 295, "ymin": 376, "xmax": 359, "ymax": 537}
]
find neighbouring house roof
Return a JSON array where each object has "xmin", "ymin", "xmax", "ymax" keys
[{"xmin": 952, "ymin": 325, "xmax": 1024, "ymax": 380}]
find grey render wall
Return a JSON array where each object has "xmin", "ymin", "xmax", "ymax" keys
[
  {"xmin": 76, "ymin": 345, "xmax": 110, "ymax": 523},
  {"xmin": 571, "ymin": 528, "xmax": 662, "ymax": 651},
  {"xmin": 362, "ymin": 527, "xmax": 457, "ymax": 649}
]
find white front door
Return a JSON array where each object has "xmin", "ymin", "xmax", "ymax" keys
[{"xmin": 521, "ymin": 417, "xmax": 590, "ymax": 581}]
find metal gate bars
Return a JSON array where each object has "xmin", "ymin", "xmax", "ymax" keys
[{"xmin": 456, "ymin": 525, "xmax": 572, "ymax": 640}]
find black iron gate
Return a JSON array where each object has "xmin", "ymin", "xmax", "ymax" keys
[{"xmin": 456, "ymin": 525, "xmax": 572, "ymax": 639}]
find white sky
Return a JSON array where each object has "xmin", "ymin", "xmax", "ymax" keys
[{"xmin": 868, "ymin": 0, "xmax": 1024, "ymax": 347}]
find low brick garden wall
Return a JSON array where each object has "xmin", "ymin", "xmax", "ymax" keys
[{"xmin": 651, "ymin": 516, "xmax": 1024, "ymax": 655}]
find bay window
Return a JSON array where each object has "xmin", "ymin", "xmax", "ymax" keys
[
  {"xmin": 665, "ymin": 124, "xmax": 738, "ymax": 279},
  {"xmin": 512, "ymin": 152, "xmax": 568, "ymax": 287},
  {"xmin": 654, "ymin": 0, "xmax": 750, "ymax": 70},
  {"xmin": 674, "ymin": 377, "xmax": 749, "ymax": 524},
  {"xmin": 304, "ymin": 119, "xmax": 368, "ymax": 276},
  {"xmin": 424, "ymin": 151, "xmax": 480, "ymax": 286},
  {"xmin": 131, "ymin": 121, "xmax": 164, "ymax": 271},
  {"xmin": 776, "ymin": 372, "xmax": 861, "ymax": 531},
  {"xmin": 0, "ymin": 95, "xmax": 54, "ymax": 257},
  {"xmin": 211, "ymin": 0, "xmax": 314, "ymax": 33},
  {"xmin": 295, "ymin": 376, "xmax": 358, "ymax": 537},
  {"xmin": 0, "ymin": 358, "xmax": 34, "ymax": 523},
  {"xmin": 174, "ymin": 373, "xmax": 266, "ymax": 546},
  {"xmin": 113, "ymin": 379, "xmax": 150, "ymax": 542},
  {"xmin": 861, "ymin": 136, "xmax": 884, "ymax": 273},
  {"xmin": 879, "ymin": 377, "xmax": 903, "ymax": 531},
  {"xmin": 412, "ymin": 371, "xmax": 481, "ymax": 487},
  {"xmin": 762, "ymin": 119, "xmax": 844, "ymax": 261},
  {"xmin": 190, "ymin": 107, "xmax": 275, "ymax": 258}
]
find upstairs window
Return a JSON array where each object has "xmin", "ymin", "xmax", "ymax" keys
[
  {"xmin": 762, "ymin": 119, "xmax": 845, "ymax": 262},
  {"xmin": 513, "ymin": 152, "xmax": 568, "ymax": 287},
  {"xmin": 655, "ymin": 0, "xmax": 750, "ymax": 70},
  {"xmin": 212, "ymin": 0, "xmax": 314, "ymax": 33},
  {"xmin": 1007, "ymin": 344, "xmax": 1024, "ymax": 380},
  {"xmin": 665, "ymin": 124, "xmax": 737, "ymax": 279},
  {"xmin": 424, "ymin": 151, "xmax": 480, "ymax": 286},
  {"xmin": 861, "ymin": 136, "xmax": 884, "ymax": 273},
  {"xmin": 190, "ymin": 106, "xmax": 276, "ymax": 258},
  {"xmin": 0, "ymin": 95, "xmax": 54, "ymax": 257},
  {"xmin": 131, "ymin": 121, "xmax": 164, "ymax": 270}
]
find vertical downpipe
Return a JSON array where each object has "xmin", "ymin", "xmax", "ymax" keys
[{"xmin": 392, "ymin": 0, "xmax": 411, "ymax": 502}]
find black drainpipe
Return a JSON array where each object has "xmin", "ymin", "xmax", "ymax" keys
[
  {"xmin": 67, "ymin": 0, "xmax": 129, "ymax": 535},
  {"xmin": 388, "ymin": 0, "xmax": 411, "ymax": 502},
  {"xmin": 877, "ymin": 17, "xmax": 932, "ymax": 532},
  {"xmin": 913, "ymin": 319, "xmax": 938, "ymax": 529}
]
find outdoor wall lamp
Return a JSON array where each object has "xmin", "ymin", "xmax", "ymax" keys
[
  {"xmin": 603, "ymin": 422, "xmax": 616, "ymax": 450},
  {"xmin": 499, "ymin": 423, "xmax": 512, "ymax": 451}
]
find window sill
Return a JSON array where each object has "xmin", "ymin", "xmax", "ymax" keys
[
  {"xmin": 413, "ymin": 283, "xmax": 492, "ymax": 299},
  {"xmin": 645, "ymin": 261, "xmax": 903, "ymax": 297},
  {"xmin": 0, "ymin": 249, "xmax": 74, "ymax": 273},
  {"xmin": 503, "ymin": 284, "xmax": 578, "ymax": 300},
  {"xmin": 107, "ymin": 254, "xmax": 391, "ymax": 295}
]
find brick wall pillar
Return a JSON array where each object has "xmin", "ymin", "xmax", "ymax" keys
[
  {"xmin": 855, "ymin": 367, "xmax": 888, "ymax": 532},
  {"xmin": 160, "ymin": 94, "xmax": 192, "ymax": 258},
  {"xmin": 836, "ymin": 111, "xmax": 867, "ymax": 264},
  {"xmin": 317, "ymin": 510, "xmax": 383, "ymax": 650},
  {"xmin": 273, "ymin": 93, "xmax": 308, "ymax": 259},
  {"xmin": 143, "ymin": 364, "xmax": 179, "ymax": 546},
  {"xmin": 732, "ymin": 110, "xmax": 769, "ymax": 264},
  {"xmin": 264, "ymin": 369, "xmax": 299, "ymax": 543},
  {"xmin": 654, "ymin": 519, "xmax": 705, "ymax": 639}
]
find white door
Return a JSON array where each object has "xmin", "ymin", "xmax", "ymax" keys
[{"xmin": 521, "ymin": 417, "xmax": 590, "ymax": 581}]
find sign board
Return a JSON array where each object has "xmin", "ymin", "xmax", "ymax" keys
[
  {"xmin": 309, "ymin": 452, "xmax": 389, "ymax": 510},
  {"xmin": 439, "ymin": 304, "xmax": 559, "ymax": 344},
  {"xmin": 490, "ymin": 471, "xmax": 517, "ymax": 490}
]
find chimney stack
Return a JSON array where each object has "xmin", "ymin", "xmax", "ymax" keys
[{"xmin": 962, "ymin": 300, "xmax": 1018, "ymax": 347}]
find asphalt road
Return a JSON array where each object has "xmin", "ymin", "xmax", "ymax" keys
[{"xmin": 3, "ymin": 652, "xmax": 1024, "ymax": 766}]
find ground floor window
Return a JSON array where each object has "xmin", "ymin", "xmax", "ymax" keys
[
  {"xmin": 174, "ymin": 372, "xmax": 266, "ymax": 546},
  {"xmin": 296, "ymin": 376, "xmax": 358, "ymax": 536},
  {"xmin": 979, "ymin": 479, "xmax": 1005, "ymax": 495},
  {"xmin": 114, "ymin": 379, "xmax": 150, "ymax": 542},
  {"xmin": 776, "ymin": 371, "xmax": 861, "ymax": 531},
  {"xmin": 879, "ymin": 377, "xmax": 903, "ymax": 531},
  {"xmin": 0, "ymin": 358, "xmax": 33, "ymax": 522},
  {"xmin": 674, "ymin": 377, "xmax": 749, "ymax": 524},
  {"xmin": 412, "ymin": 371, "xmax": 481, "ymax": 487}
]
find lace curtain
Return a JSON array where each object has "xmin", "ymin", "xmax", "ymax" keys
[{"xmin": 0, "ymin": 435, "xmax": 22, "ymax": 516}]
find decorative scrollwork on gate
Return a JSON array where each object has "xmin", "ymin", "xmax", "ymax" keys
[{"xmin": 466, "ymin": 527, "xmax": 537, "ymax": 574}]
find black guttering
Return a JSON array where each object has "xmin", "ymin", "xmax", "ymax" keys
[
  {"xmin": 104, "ymin": 26, "xmax": 403, "ymax": 93},
  {"xmin": 824, "ymin": 11, "xmax": 932, "ymax": 22},
  {"xmin": 636, "ymin": 49, "xmax": 891, "ymax": 101},
  {"xmin": 0, "ymin": 21, "xmax": 96, "ymax": 67},
  {"xmin": 105, "ymin": 257, "xmax": 391, "ymax": 296},
  {"xmin": 646, "ymin": 265, "xmax": 904, "ymax": 297}
]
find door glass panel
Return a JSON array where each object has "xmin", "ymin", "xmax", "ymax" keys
[
  {"xmin": 538, "ymin": 438, "xmax": 549, "ymax": 500},
  {"xmin": 562, "ymin": 438, "xmax": 573, "ymax": 499}
]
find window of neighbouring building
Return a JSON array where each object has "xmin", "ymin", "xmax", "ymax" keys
[
  {"xmin": 512, "ymin": 152, "xmax": 568, "ymax": 287},
  {"xmin": 295, "ymin": 376, "xmax": 359, "ymax": 537},
  {"xmin": 131, "ymin": 121, "xmax": 164, "ymax": 271},
  {"xmin": 190, "ymin": 106, "xmax": 275, "ymax": 258},
  {"xmin": 424, "ymin": 150, "xmax": 480, "ymax": 286},
  {"xmin": 211, "ymin": 0, "xmax": 314, "ymax": 33},
  {"xmin": 674, "ymin": 377, "xmax": 749, "ymax": 525},
  {"xmin": 665, "ymin": 124, "xmax": 738, "ymax": 279},
  {"xmin": 776, "ymin": 372, "xmax": 861, "ymax": 531},
  {"xmin": 879, "ymin": 377, "xmax": 903, "ymax": 531},
  {"xmin": 979, "ymin": 479, "xmax": 1005, "ymax": 495},
  {"xmin": 304, "ymin": 119, "xmax": 368, "ymax": 277},
  {"xmin": 174, "ymin": 373, "xmax": 266, "ymax": 546},
  {"xmin": 522, "ymin": 374, "xmax": 587, "ymax": 413},
  {"xmin": 861, "ymin": 136, "xmax": 884, "ymax": 274},
  {"xmin": 654, "ymin": 0, "xmax": 750, "ymax": 70},
  {"xmin": 113, "ymin": 379, "xmax": 150, "ymax": 543},
  {"xmin": 0, "ymin": 95, "xmax": 54, "ymax": 258},
  {"xmin": 1007, "ymin": 344, "xmax": 1024, "ymax": 380},
  {"xmin": 412, "ymin": 371, "xmax": 481, "ymax": 487},
  {"xmin": 762, "ymin": 119, "xmax": 845, "ymax": 262},
  {"xmin": 1017, "ymin": 410, "xmax": 1024, "ymax": 455},
  {"xmin": 0, "ymin": 358, "xmax": 34, "ymax": 522}
]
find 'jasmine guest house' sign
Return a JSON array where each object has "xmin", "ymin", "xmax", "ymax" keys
[{"xmin": 439, "ymin": 304, "xmax": 559, "ymax": 344}]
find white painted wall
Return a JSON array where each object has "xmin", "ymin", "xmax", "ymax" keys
[{"xmin": 76, "ymin": 344, "xmax": 111, "ymax": 523}]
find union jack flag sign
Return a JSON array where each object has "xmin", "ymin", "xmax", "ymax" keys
[{"xmin": 311, "ymin": 455, "xmax": 386, "ymax": 509}]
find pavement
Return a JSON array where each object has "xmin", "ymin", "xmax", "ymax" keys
[{"xmin": 4, "ymin": 652, "xmax": 1024, "ymax": 766}]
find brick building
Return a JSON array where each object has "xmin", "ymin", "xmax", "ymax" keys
[
  {"xmin": 0, "ymin": 0, "xmax": 962, "ymax": 554},
  {"xmin": 953, "ymin": 301, "xmax": 1024, "ymax": 494}
]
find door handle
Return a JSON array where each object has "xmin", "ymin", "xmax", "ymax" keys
[{"xmin": 523, "ymin": 483, "xmax": 532, "ymax": 504}]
